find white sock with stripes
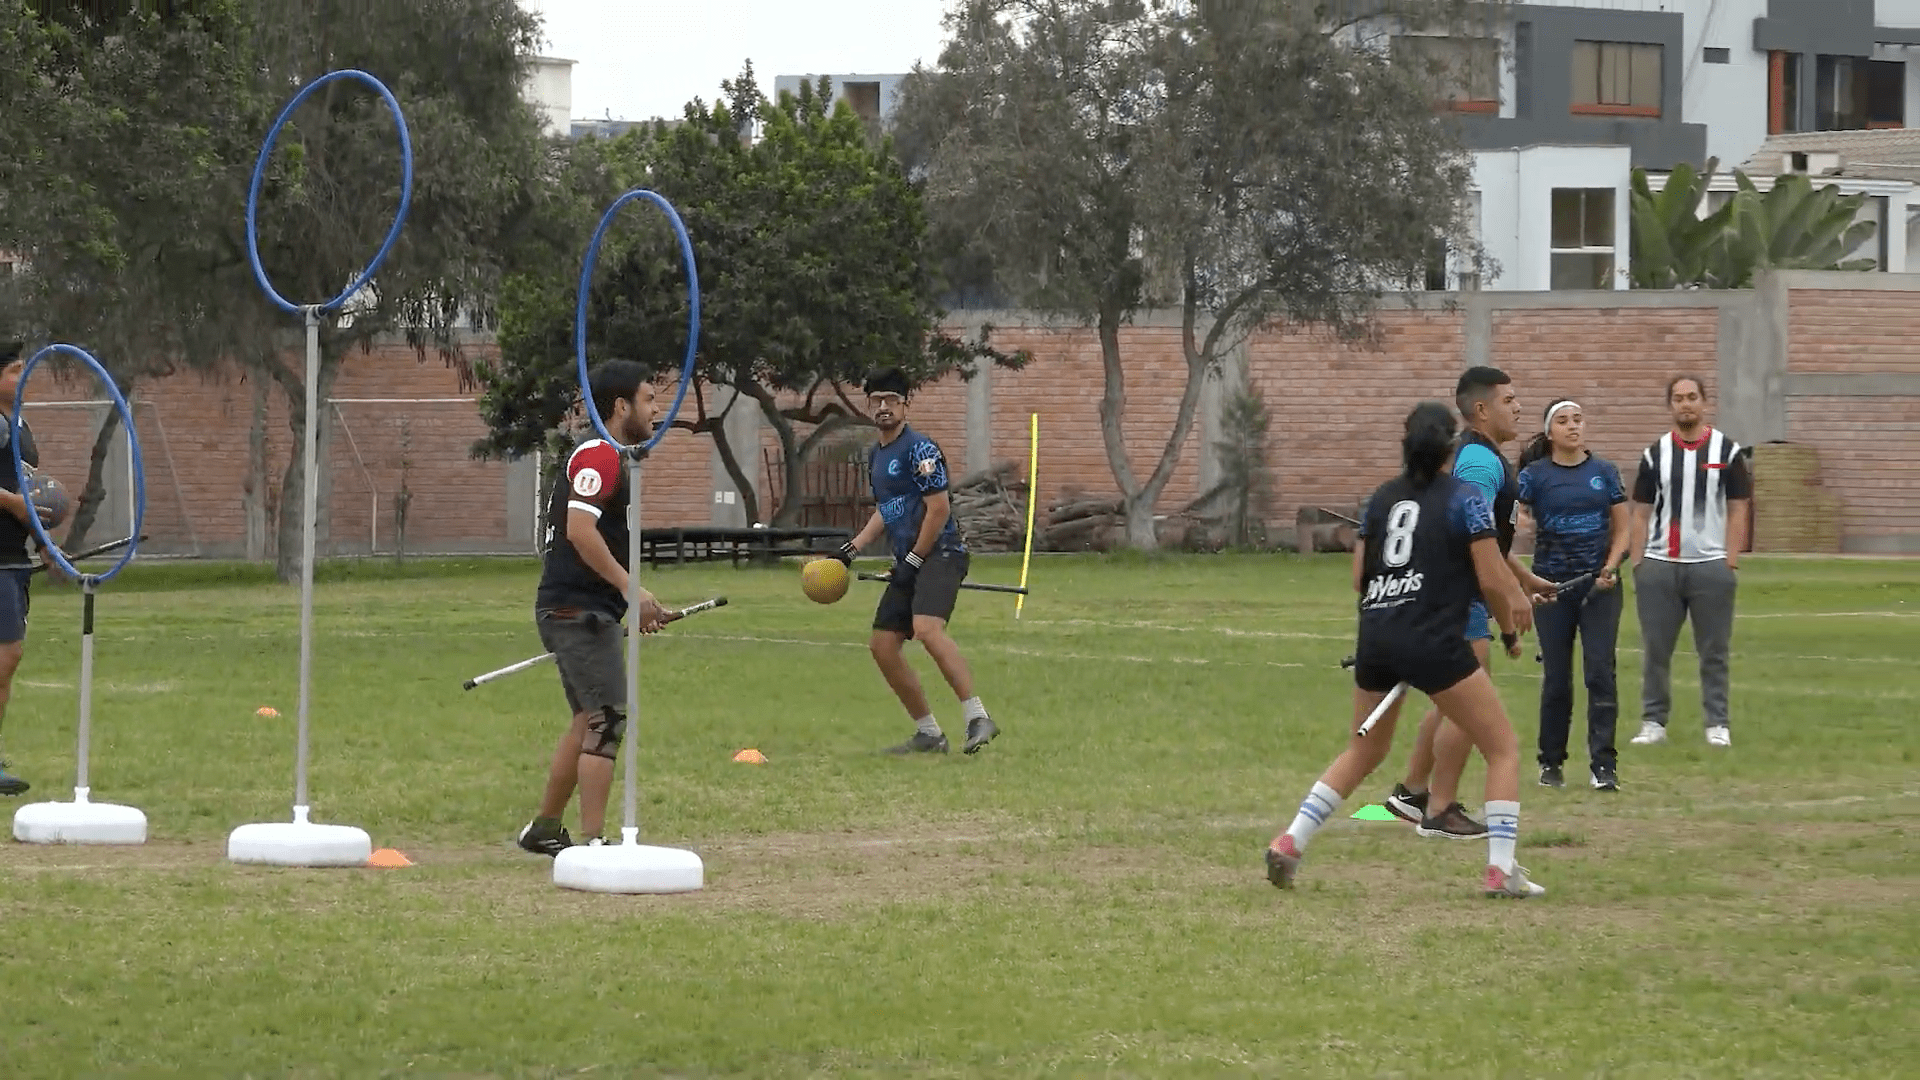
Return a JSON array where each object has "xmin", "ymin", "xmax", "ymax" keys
[
  {"xmin": 1485, "ymin": 800, "xmax": 1520, "ymax": 872},
  {"xmin": 1284, "ymin": 781, "xmax": 1344, "ymax": 852}
]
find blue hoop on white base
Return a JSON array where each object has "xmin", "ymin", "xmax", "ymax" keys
[
  {"xmin": 244, "ymin": 68, "xmax": 415, "ymax": 316},
  {"xmin": 9, "ymin": 345, "xmax": 145, "ymax": 584},
  {"xmin": 573, "ymin": 189, "xmax": 701, "ymax": 453}
]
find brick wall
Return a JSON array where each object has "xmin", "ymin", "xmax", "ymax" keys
[{"xmin": 26, "ymin": 278, "xmax": 1919, "ymax": 558}]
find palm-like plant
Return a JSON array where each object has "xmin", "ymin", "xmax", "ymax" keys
[{"xmin": 1630, "ymin": 162, "xmax": 1879, "ymax": 289}]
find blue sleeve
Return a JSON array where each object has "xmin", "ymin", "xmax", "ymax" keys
[
  {"xmin": 1602, "ymin": 460, "xmax": 1626, "ymax": 504},
  {"xmin": 1516, "ymin": 463, "xmax": 1536, "ymax": 506},
  {"xmin": 908, "ymin": 438, "xmax": 949, "ymax": 494},
  {"xmin": 1450, "ymin": 488, "xmax": 1497, "ymax": 541},
  {"xmin": 1452, "ymin": 444, "xmax": 1503, "ymax": 503}
]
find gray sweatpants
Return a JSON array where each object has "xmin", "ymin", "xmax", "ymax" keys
[{"xmin": 1634, "ymin": 557, "xmax": 1738, "ymax": 730}]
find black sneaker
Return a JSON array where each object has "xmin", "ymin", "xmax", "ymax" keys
[
  {"xmin": 962, "ymin": 716, "xmax": 999, "ymax": 755},
  {"xmin": 1383, "ymin": 783, "xmax": 1427, "ymax": 824},
  {"xmin": 1590, "ymin": 764, "xmax": 1619, "ymax": 791},
  {"xmin": 1415, "ymin": 801, "xmax": 1489, "ymax": 840},
  {"xmin": 517, "ymin": 818, "xmax": 573, "ymax": 857},
  {"xmin": 1539, "ymin": 764, "xmax": 1565, "ymax": 788},
  {"xmin": 887, "ymin": 731, "xmax": 949, "ymax": 755},
  {"xmin": 0, "ymin": 759, "xmax": 27, "ymax": 797}
]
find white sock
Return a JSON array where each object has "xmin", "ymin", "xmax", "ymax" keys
[
  {"xmin": 960, "ymin": 696, "xmax": 988, "ymax": 721},
  {"xmin": 915, "ymin": 714, "xmax": 942, "ymax": 737},
  {"xmin": 1485, "ymin": 800, "xmax": 1519, "ymax": 872},
  {"xmin": 1284, "ymin": 781, "xmax": 1343, "ymax": 851}
]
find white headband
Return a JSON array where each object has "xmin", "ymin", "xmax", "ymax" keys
[{"xmin": 1546, "ymin": 399, "xmax": 1580, "ymax": 424}]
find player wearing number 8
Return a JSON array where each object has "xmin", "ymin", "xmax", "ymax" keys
[{"xmin": 1267, "ymin": 402, "xmax": 1546, "ymax": 898}]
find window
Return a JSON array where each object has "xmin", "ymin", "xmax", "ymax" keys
[
  {"xmin": 1571, "ymin": 40, "xmax": 1662, "ymax": 117},
  {"xmin": 1391, "ymin": 35, "xmax": 1501, "ymax": 112},
  {"xmin": 1550, "ymin": 188, "xmax": 1616, "ymax": 290},
  {"xmin": 1704, "ymin": 47, "xmax": 1730, "ymax": 64},
  {"xmin": 1868, "ymin": 60, "xmax": 1904, "ymax": 128},
  {"xmin": 1770, "ymin": 51, "xmax": 1802, "ymax": 133},
  {"xmin": 842, "ymin": 81, "xmax": 881, "ymax": 122}
]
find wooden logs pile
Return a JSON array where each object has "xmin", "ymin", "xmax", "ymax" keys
[
  {"xmin": 950, "ymin": 461, "xmax": 1030, "ymax": 552},
  {"xmin": 1042, "ymin": 492, "xmax": 1126, "ymax": 551}
]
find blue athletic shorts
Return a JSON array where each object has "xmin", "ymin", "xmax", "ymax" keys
[
  {"xmin": 1464, "ymin": 599, "xmax": 1492, "ymax": 642},
  {"xmin": 0, "ymin": 569, "xmax": 31, "ymax": 644}
]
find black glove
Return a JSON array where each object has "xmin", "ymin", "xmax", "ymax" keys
[
  {"xmin": 832, "ymin": 540, "xmax": 856, "ymax": 566},
  {"xmin": 890, "ymin": 550, "xmax": 923, "ymax": 587}
]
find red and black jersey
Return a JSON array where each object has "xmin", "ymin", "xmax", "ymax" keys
[{"xmin": 535, "ymin": 438, "xmax": 632, "ymax": 617}]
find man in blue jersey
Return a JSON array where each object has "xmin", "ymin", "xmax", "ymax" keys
[
  {"xmin": 1382, "ymin": 366, "xmax": 1553, "ymax": 836},
  {"xmin": 830, "ymin": 368, "xmax": 998, "ymax": 756}
]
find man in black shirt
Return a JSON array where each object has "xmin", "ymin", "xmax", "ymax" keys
[
  {"xmin": 516, "ymin": 360, "xmax": 672, "ymax": 856},
  {"xmin": 0, "ymin": 343, "xmax": 55, "ymax": 797}
]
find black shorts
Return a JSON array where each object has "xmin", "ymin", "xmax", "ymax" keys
[
  {"xmin": 0, "ymin": 569, "xmax": 30, "ymax": 645},
  {"xmin": 534, "ymin": 607, "xmax": 625, "ymax": 716},
  {"xmin": 873, "ymin": 550, "xmax": 969, "ymax": 638},
  {"xmin": 1351, "ymin": 632, "xmax": 1480, "ymax": 698}
]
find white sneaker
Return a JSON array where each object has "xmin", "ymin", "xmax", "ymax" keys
[
  {"xmin": 1629, "ymin": 721, "xmax": 1667, "ymax": 745},
  {"xmin": 1485, "ymin": 863, "xmax": 1546, "ymax": 898},
  {"xmin": 1705, "ymin": 726, "xmax": 1731, "ymax": 747}
]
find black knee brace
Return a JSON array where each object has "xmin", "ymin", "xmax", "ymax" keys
[{"xmin": 584, "ymin": 706, "xmax": 626, "ymax": 759}]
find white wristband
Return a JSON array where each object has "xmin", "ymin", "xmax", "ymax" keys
[{"xmin": 904, "ymin": 551, "xmax": 923, "ymax": 568}]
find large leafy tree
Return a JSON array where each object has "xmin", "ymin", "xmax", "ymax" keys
[
  {"xmin": 895, "ymin": 0, "xmax": 1495, "ymax": 548},
  {"xmin": 1631, "ymin": 161, "xmax": 1878, "ymax": 288},
  {"xmin": 233, "ymin": 0, "xmax": 548, "ymax": 579},
  {"xmin": 0, "ymin": 0, "xmax": 264, "ymax": 552},
  {"xmin": 477, "ymin": 66, "xmax": 1026, "ymax": 525}
]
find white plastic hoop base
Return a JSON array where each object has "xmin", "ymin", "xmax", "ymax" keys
[
  {"xmin": 553, "ymin": 828, "xmax": 703, "ymax": 894},
  {"xmin": 226, "ymin": 806, "xmax": 372, "ymax": 867},
  {"xmin": 11, "ymin": 788, "xmax": 147, "ymax": 845}
]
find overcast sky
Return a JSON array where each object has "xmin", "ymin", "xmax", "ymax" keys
[{"xmin": 519, "ymin": 0, "xmax": 953, "ymax": 122}]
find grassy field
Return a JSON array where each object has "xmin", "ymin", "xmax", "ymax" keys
[{"xmin": 0, "ymin": 551, "xmax": 1914, "ymax": 1078}]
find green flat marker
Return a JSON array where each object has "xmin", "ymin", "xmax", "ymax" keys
[{"xmin": 1351, "ymin": 804, "xmax": 1398, "ymax": 821}]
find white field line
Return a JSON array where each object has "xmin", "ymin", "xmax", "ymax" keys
[{"xmin": 672, "ymin": 632, "xmax": 1307, "ymax": 670}]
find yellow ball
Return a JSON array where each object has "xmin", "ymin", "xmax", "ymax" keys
[{"xmin": 801, "ymin": 556, "xmax": 849, "ymax": 604}]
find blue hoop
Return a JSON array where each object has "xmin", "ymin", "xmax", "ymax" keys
[
  {"xmin": 573, "ymin": 189, "xmax": 700, "ymax": 454},
  {"xmin": 9, "ymin": 345, "xmax": 145, "ymax": 585},
  {"xmin": 244, "ymin": 68, "xmax": 415, "ymax": 315}
]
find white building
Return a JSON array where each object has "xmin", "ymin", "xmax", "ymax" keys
[
  {"xmin": 770, "ymin": 73, "xmax": 907, "ymax": 125},
  {"xmin": 520, "ymin": 55, "xmax": 575, "ymax": 138},
  {"xmin": 1387, "ymin": 0, "xmax": 1920, "ymax": 290}
]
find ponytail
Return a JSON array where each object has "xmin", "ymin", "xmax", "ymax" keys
[
  {"xmin": 1518, "ymin": 432, "xmax": 1551, "ymax": 469},
  {"xmin": 1402, "ymin": 401, "xmax": 1458, "ymax": 489}
]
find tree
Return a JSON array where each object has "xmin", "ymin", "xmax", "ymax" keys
[
  {"xmin": 227, "ymin": 0, "xmax": 548, "ymax": 579},
  {"xmin": 895, "ymin": 0, "xmax": 1494, "ymax": 548},
  {"xmin": 0, "ymin": 0, "xmax": 266, "ymax": 552},
  {"xmin": 477, "ymin": 66, "xmax": 1027, "ymax": 525},
  {"xmin": 1631, "ymin": 161, "xmax": 1878, "ymax": 289}
]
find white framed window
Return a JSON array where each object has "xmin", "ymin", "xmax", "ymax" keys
[{"xmin": 1549, "ymin": 187, "xmax": 1616, "ymax": 289}]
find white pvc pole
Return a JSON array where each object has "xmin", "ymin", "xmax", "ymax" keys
[
  {"xmin": 73, "ymin": 583, "xmax": 96, "ymax": 803},
  {"xmin": 294, "ymin": 306, "xmax": 320, "ymax": 823},
  {"xmin": 622, "ymin": 453, "xmax": 641, "ymax": 845}
]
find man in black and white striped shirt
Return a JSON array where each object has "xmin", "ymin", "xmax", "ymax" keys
[{"xmin": 1627, "ymin": 375, "xmax": 1751, "ymax": 748}]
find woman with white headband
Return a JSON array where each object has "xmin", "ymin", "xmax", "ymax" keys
[{"xmin": 1516, "ymin": 399, "xmax": 1632, "ymax": 792}]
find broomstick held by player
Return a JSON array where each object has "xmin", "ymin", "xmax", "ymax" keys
[{"xmin": 1267, "ymin": 402, "xmax": 1545, "ymax": 898}]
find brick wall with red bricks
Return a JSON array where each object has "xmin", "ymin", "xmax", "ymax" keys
[{"xmin": 17, "ymin": 284, "xmax": 1916, "ymax": 557}]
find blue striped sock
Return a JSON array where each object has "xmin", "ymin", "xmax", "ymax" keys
[
  {"xmin": 1486, "ymin": 799, "xmax": 1520, "ymax": 872},
  {"xmin": 1284, "ymin": 781, "xmax": 1343, "ymax": 851}
]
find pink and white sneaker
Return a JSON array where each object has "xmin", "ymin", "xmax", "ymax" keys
[
  {"xmin": 1265, "ymin": 834, "xmax": 1302, "ymax": 889},
  {"xmin": 1484, "ymin": 863, "xmax": 1546, "ymax": 898}
]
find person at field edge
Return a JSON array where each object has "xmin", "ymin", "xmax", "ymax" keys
[
  {"xmin": 1516, "ymin": 399, "xmax": 1631, "ymax": 791},
  {"xmin": 1628, "ymin": 375, "xmax": 1751, "ymax": 749},
  {"xmin": 829, "ymin": 367, "xmax": 997, "ymax": 756},
  {"xmin": 0, "ymin": 342, "xmax": 59, "ymax": 797},
  {"xmin": 1268, "ymin": 401, "xmax": 1545, "ymax": 898},
  {"xmin": 517, "ymin": 360, "xmax": 674, "ymax": 856},
  {"xmin": 1382, "ymin": 366, "xmax": 1553, "ymax": 838}
]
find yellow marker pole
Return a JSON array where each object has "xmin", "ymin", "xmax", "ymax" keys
[{"xmin": 1016, "ymin": 412, "xmax": 1038, "ymax": 619}]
